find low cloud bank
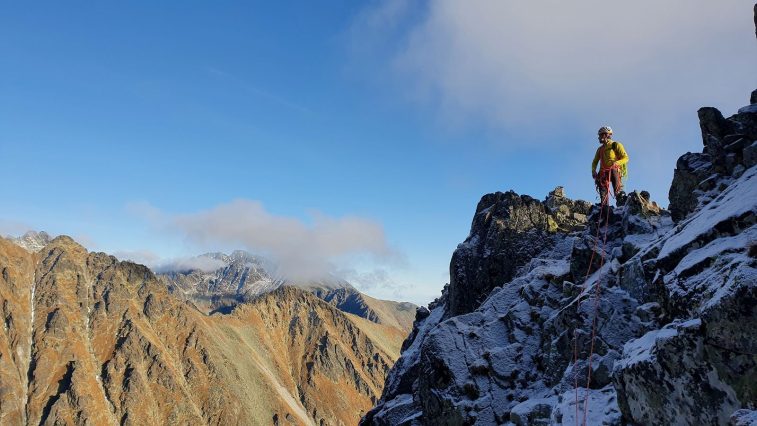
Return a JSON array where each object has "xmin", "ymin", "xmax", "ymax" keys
[
  {"xmin": 113, "ymin": 250, "xmax": 225, "ymax": 273},
  {"xmin": 130, "ymin": 199, "xmax": 398, "ymax": 283}
]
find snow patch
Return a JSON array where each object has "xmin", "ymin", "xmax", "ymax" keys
[
  {"xmin": 614, "ymin": 326, "xmax": 679, "ymax": 370},
  {"xmin": 658, "ymin": 166, "xmax": 757, "ymax": 261},
  {"xmin": 553, "ymin": 386, "xmax": 621, "ymax": 426},
  {"xmin": 737, "ymin": 104, "xmax": 757, "ymax": 114},
  {"xmin": 674, "ymin": 225, "xmax": 757, "ymax": 276}
]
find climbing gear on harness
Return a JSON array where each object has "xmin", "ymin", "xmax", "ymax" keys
[{"xmin": 595, "ymin": 164, "xmax": 623, "ymax": 206}]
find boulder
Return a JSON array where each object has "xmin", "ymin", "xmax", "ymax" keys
[
  {"xmin": 510, "ymin": 398, "xmax": 554, "ymax": 426},
  {"xmin": 731, "ymin": 409, "xmax": 757, "ymax": 426},
  {"xmin": 448, "ymin": 189, "xmax": 589, "ymax": 317},
  {"xmin": 698, "ymin": 107, "xmax": 733, "ymax": 152},
  {"xmin": 744, "ymin": 141, "xmax": 757, "ymax": 168},
  {"xmin": 613, "ymin": 320, "xmax": 741, "ymax": 425},
  {"xmin": 668, "ymin": 152, "xmax": 712, "ymax": 222}
]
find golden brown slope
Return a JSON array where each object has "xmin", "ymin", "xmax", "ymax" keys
[
  {"xmin": 0, "ymin": 236, "xmax": 405, "ymax": 425},
  {"xmin": 227, "ymin": 287, "xmax": 399, "ymax": 423}
]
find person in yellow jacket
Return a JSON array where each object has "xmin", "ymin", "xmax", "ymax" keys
[{"xmin": 591, "ymin": 126, "xmax": 628, "ymax": 205}]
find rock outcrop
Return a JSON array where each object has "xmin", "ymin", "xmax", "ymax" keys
[
  {"xmin": 447, "ymin": 187, "xmax": 592, "ymax": 317},
  {"xmin": 158, "ymin": 250, "xmax": 281, "ymax": 312},
  {"xmin": 669, "ymin": 104, "xmax": 757, "ymax": 222},
  {"xmin": 362, "ymin": 92, "xmax": 756, "ymax": 424},
  {"xmin": 0, "ymin": 236, "xmax": 404, "ymax": 425}
]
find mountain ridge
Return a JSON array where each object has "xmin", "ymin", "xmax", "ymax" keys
[
  {"xmin": 7, "ymin": 237, "xmax": 417, "ymax": 333},
  {"xmin": 362, "ymin": 88, "xmax": 757, "ymax": 424},
  {"xmin": 155, "ymin": 249, "xmax": 417, "ymax": 332}
]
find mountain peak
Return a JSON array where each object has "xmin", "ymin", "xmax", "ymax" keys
[
  {"xmin": 11, "ymin": 230, "xmax": 54, "ymax": 252},
  {"xmin": 448, "ymin": 186, "xmax": 593, "ymax": 317}
]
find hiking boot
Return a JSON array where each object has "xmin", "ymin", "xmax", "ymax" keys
[{"xmin": 616, "ymin": 191, "xmax": 627, "ymax": 205}]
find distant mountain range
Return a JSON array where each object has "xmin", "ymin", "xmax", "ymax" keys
[{"xmin": 155, "ymin": 249, "xmax": 416, "ymax": 331}]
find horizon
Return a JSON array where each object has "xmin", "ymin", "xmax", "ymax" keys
[{"xmin": 2, "ymin": 1, "xmax": 755, "ymax": 306}]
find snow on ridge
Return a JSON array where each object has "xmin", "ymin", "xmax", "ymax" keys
[
  {"xmin": 365, "ymin": 91, "xmax": 757, "ymax": 423},
  {"xmin": 553, "ymin": 386, "xmax": 621, "ymax": 426},
  {"xmin": 674, "ymin": 226, "xmax": 757, "ymax": 277},
  {"xmin": 737, "ymin": 104, "xmax": 757, "ymax": 114},
  {"xmin": 382, "ymin": 306, "xmax": 444, "ymax": 395},
  {"xmin": 614, "ymin": 324, "xmax": 682, "ymax": 371},
  {"xmin": 657, "ymin": 166, "xmax": 757, "ymax": 261}
]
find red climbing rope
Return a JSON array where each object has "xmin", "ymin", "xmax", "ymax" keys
[
  {"xmin": 573, "ymin": 167, "xmax": 616, "ymax": 425},
  {"xmin": 573, "ymin": 201, "xmax": 603, "ymax": 421}
]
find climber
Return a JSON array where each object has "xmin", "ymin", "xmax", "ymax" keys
[{"xmin": 591, "ymin": 126, "xmax": 628, "ymax": 205}]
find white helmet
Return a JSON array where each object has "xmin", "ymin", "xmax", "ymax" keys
[{"xmin": 598, "ymin": 126, "xmax": 613, "ymax": 135}]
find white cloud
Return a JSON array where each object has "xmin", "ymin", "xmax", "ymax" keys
[
  {"xmin": 336, "ymin": 267, "xmax": 402, "ymax": 294},
  {"xmin": 113, "ymin": 249, "xmax": 227, "ymax": 273},
  {"xmin": 368, "ymin": 1, "xmax": 755, "ymax": 129},
  {"xmin": 112, "ymin": 249, "xmax": 162, "ymax": 266},
  {"xmin": 151, "ymin": 256, "xmax": 227, "ymax": 274},
  {"xmin": 134, "ymin": 199, "xmax": 397, "ymax": 282},
  {"xmin": 0, "ymin": 219, "xmax": 35, "ymax": 238},
  {"xmin": 349, "ymin": 1, "xmax": 757, "ymax": 202}
]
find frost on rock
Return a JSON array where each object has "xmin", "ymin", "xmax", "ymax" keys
[
  {"xmin": 361, "ymin": 306, "xmax": 444, "ymax": 426},
  {"xmin": 731, "ymin": 409, "xmax": 757, "ymax": 426},
  {"xmin": 613, "ymin": 319, "xmax": 741, "ymax": 425},
  {"xmin": 363, "ymin": 92, "xmax": 757, "ymax": 425},
  {"xmin": 510, "ymin": 396, "xmax": 555, "ymax": 425},
  {"xmin": 657, "ymin": 165, "xmax": 757, "ymax": 264},
  {"xmin": 552, "ymin": 386, "xmax": 622, "ymax": 426}
]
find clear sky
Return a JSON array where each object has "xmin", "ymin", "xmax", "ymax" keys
[{"xmin": 2, "ymin": 1, "xmax": 755, "ymax": 305}]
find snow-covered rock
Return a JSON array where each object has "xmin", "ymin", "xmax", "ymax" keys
[
  {"xmin": 10, "ymin": 230, "xmax": 53, "ymax": 252},
  {"xmin": 447, "ymin": 189, "xmax": 591, "ymax": 317},
  {"xmin": 363, "ymin": 87, "xmax": 757, "ymax": 424},
  {"xmin": 613, "ymin": 319, "xmax": 740, "ymax": 425}
]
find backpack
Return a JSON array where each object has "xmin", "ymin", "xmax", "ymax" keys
[{"xmin": 610, "ymin": 141, "xmax": 628, "ymax": 180}]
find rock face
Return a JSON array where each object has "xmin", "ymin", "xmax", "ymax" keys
[
  {"xmin": 158, "ymin": 250, "xmax": 281, "ymax": 312},
  {"xmin": 9, "ymin": 230, "xmax": 53, "ymax": 252},
  {"xmin": 362, "ymin": 91, "xmax": 757, "ymax": 424},
  {"xmin": 0, "ymin": 237, "xmax": 405, "ymax": 425},
  {"xmin": 312, "ymin": 287, "xmax": 416, "ymax": 332},
  {"xmin": 669, "ymin": 99, "xmax": 757, "ymax": 222},
  {"xmin": 448, "ymin": 188, "xmax": 592, "ymax": 317}
]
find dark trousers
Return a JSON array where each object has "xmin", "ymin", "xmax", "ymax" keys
[{"xmin": 596, "ymin": 168, "xmax": 622, "ymax": 204}]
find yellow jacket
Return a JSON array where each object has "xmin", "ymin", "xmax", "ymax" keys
[{"xmin": 592, "ymin": 140, "xmax": 628, "ymax": 177}]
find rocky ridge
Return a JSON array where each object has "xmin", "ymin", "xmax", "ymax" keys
[
  {"xmin": 158, "ymin": 250, "xmax": 282, "ymax": 312},
  {"xmin": 0, "ymin": 236, "xmax": 404, "ymax": 425},
  {"xmin": 362, "ymin": 92, "xmax": 757, "ymax": 423}
]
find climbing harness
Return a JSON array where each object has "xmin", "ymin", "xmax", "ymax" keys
[
  {"xmin": 573, "ymin": 172, "xmax": 615, "ymax": 425},
  {"xmin": 595, "ymin": 163, "xmax": 622, "ymax": 202}
]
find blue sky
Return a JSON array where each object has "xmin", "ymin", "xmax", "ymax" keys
[{"xmin": 2, "ymin": 1, "xmax": 755, "ymax": 305}]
